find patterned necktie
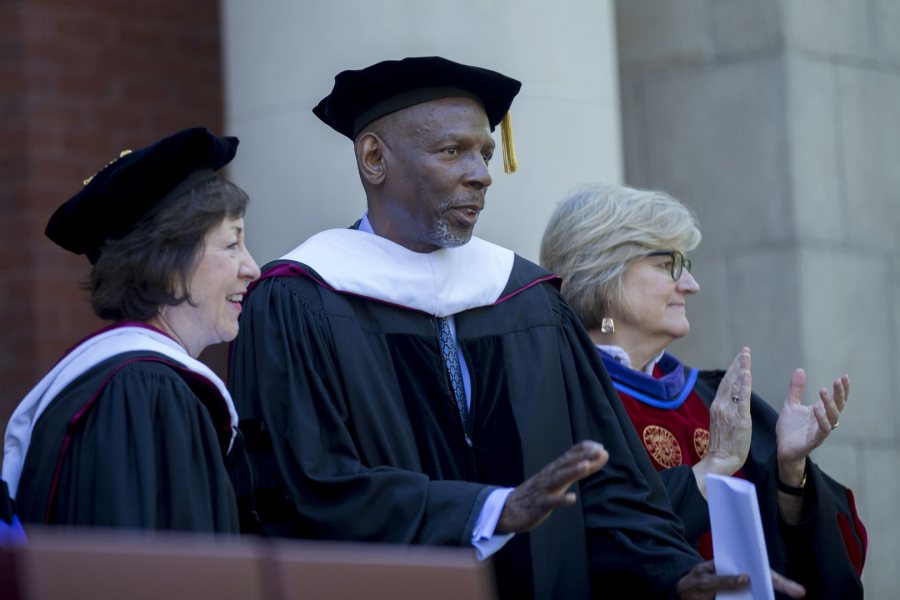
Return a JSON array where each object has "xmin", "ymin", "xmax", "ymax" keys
[{"xmin": 434, "ymin": 317, "xmax": 471, "ymax": 439}]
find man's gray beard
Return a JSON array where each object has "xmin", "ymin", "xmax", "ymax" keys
[{"xmin": 430, "ymin": 218, "xmax": 471, "ymax": 249}]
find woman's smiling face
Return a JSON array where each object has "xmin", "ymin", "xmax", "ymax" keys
[{"xmin": 157, "ymin": 215, "xmax": 260, "ymax": 356}]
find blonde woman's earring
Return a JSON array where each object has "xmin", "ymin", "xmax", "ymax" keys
[{"xmin": 601, "ymin": 317, "xmax": 615, "ymax": 333}]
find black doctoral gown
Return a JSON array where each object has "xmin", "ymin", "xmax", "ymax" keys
[
  {"xmin": 15, "ymin": 351, "xmax": 239, "ymax": 533},
  {"xmin": 657, "ymin": 370, "xmax": 866, "ymax": 600},
  {"xmin": 229, "ymin": 255, "xmax": 702, "ymax": 599}
]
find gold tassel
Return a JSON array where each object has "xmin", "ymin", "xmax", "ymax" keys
[
  {"xmin": 83, "ymin": 149, "xmax": 133, "ymax": 185},
  {"xmin": 500, "ymin": 112, "xmax": 518, "ymax": 174}
]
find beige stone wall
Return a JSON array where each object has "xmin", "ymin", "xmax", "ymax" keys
[{"xmin": 617, "ymin": 0, "xmax": 899, "ymax": 594}]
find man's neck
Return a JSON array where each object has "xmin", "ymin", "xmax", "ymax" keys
[{"xmin": 359, "ymin": 211, "xmax": 443, "ymax": 254}]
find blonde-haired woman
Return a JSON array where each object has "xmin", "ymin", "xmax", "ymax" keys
[{"xmin": 541, "ymin": 183, "xmax": 866, "ymax": 599}]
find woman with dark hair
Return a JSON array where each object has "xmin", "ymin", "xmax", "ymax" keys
[
  {"xmin": 2, "ymin": 127, "xmax": 260, "ymax": 532},
  {"xmin": 541, "ymin": 183, "xmax": 866, "ymax": 599}
]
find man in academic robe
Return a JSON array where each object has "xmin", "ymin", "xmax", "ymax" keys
[{"xmin": 228, "ymin": 56, "xmax": 803, "ymax": 599}]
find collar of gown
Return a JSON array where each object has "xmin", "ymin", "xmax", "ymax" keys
[
  {"xmin": 279, "ymin": 215, "xmax": 515, "ymax": 317},
  {"xmin": 2, "ymin": 323, "xmax": 237, "ymax": 499},
  {"xmin": 597, "ymin": 346, "xmax": 699, "ymax": 409}
]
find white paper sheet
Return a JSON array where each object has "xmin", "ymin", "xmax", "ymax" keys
[{"xmin": 706, "ymin": 473, "xmax": 774, "ymax": 600}]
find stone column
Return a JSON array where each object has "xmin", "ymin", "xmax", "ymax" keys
[{"xmin": 617, "ymin": 0, "xmax": 897, "ymax": 593}]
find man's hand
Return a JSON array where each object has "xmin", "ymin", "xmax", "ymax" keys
[
  {"xmin": 676, "ymin": 561, "xmax": 748, "ymax": 600},
  {"xmin": 496, "ymin": 440, "xmax": 608, "ymax": 534},
  {"xmin": 676, "ymin": 561, "xmax": 806, "ymax": 599}
]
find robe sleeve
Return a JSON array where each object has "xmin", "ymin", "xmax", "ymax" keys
[
  {"xmin": 228, "ymin": 275, "xmax": 492, "ymax": 546},
  {"xmin": 698, "ymin": 371, "xmax": 866, "ymax": 599},
  {"xmin": 657, "ymin": 465, "xmax": 710, "ymax": 543},
  {"xmin": 17, "ymin": 360, "xmax": 238, "ymax": 532},
  {"xmin": 555, "ymin": 301, "xmax": 703, "ymax": 597}
]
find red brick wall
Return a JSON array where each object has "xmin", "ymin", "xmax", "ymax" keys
[{"xmin": 1, "ymin": 0, "xmax": 226, "ymax": 432}]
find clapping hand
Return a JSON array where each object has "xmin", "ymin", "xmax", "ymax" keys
[
  {"xmin": 776, "ymin": 368, "xmax": 849, "ymax": 484},
  {"xmin": 692, "ymin": 348, "xmax": 752, "ymax": 497}
]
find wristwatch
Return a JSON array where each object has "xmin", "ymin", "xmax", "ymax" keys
[{"xmin": 777, "ymin": 471, "xmax": 807, "ymax": 496}]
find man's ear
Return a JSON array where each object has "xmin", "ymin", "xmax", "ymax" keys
[{"xmin": 356, "ymin": 132, "xmax": 386, "ymax": 185}]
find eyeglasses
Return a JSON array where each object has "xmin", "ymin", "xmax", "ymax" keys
[{"xmin": 645, "ymin": 250, "xmax": 692, "ymax": 281}]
